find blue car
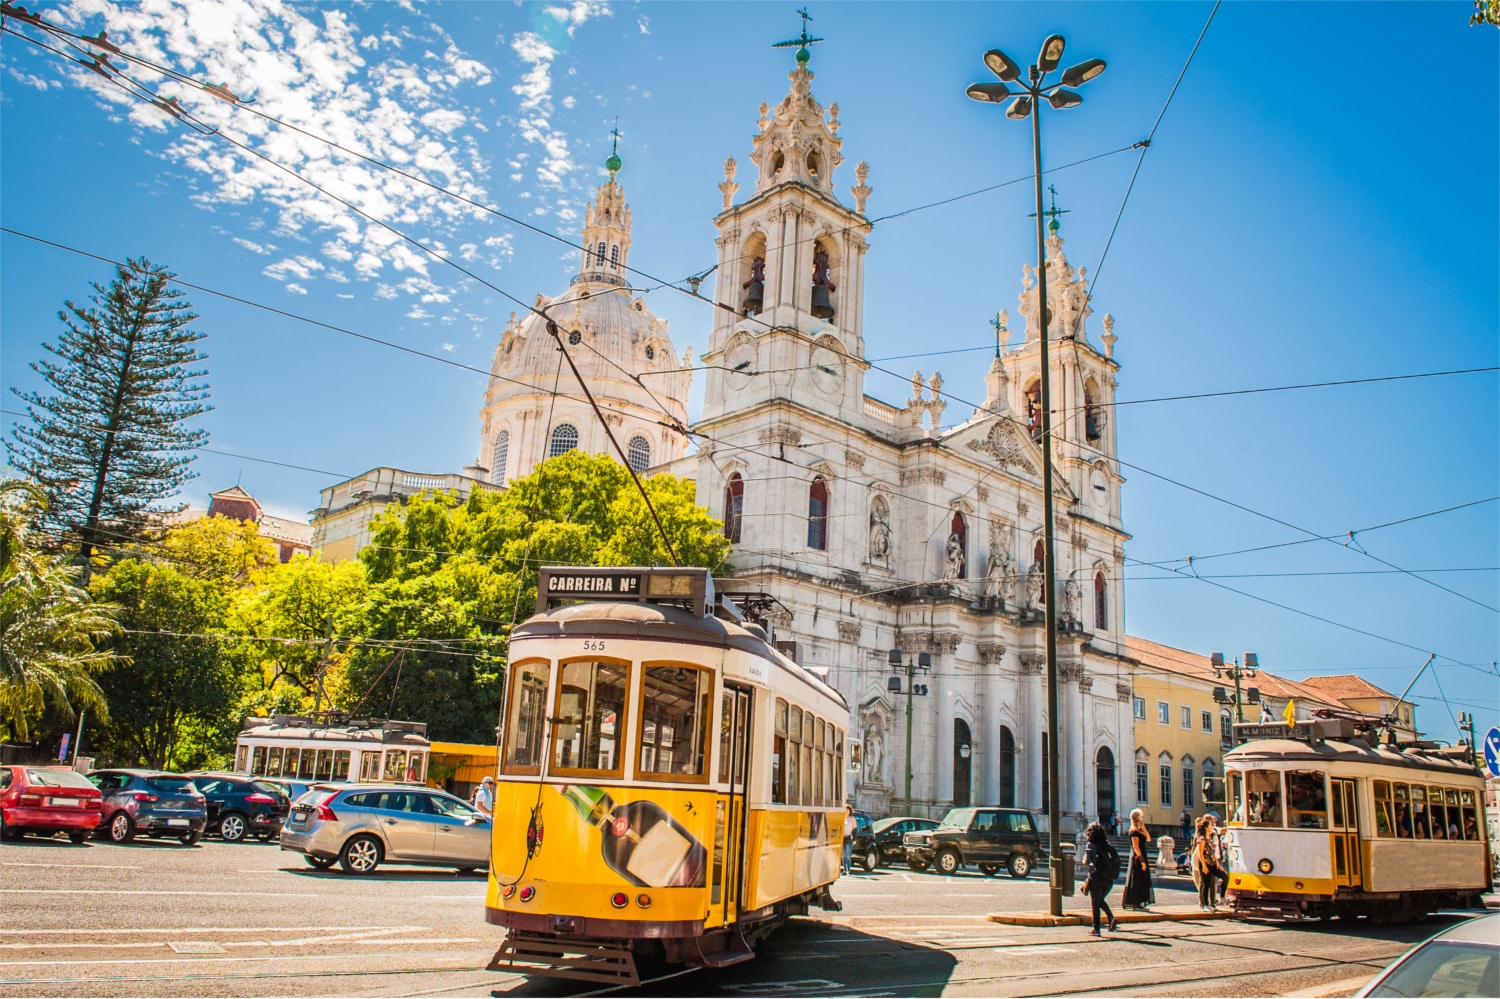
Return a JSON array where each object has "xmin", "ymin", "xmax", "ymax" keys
[{"xmin": 88, "ymin": 770, "xmax": 207, "ymax": 845}]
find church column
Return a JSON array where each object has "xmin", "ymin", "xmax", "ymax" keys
[
  {"xmin": 776, "ymin": 208, "xmax": 799, "ymax": 315},
  {"xmin": 979, "ymin": 644, "xmax": 1005, "ymax": 806},
  {"xmin": 1064, "ymin": 663, "xmax": 1085, "ymax": 822},
  {"xmin": 933, "ymin": 651, "xmax": 953, "ymax": 810},
  {"xmin": 1022, "ymin": 655, "xmax": 1045, "ymax": 812}
]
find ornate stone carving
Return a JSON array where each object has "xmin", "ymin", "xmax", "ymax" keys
[
  {"xmin": 977, "ymin": 643, "xmax": 1007, "ymax": 664},
  {"xmin": 1078, "ymin": 676, "xmax": 1094, "ymax": 693},
  {"xmin": 966, "ymin": 420, "xmax": 1038, "ymax": 474},
  {"xmin": 932, "ymin": 633, "xmax": 961, "ymax": 654},
  {"xmin": 719, "ymin": 156, "xmax": 738, "ymax": 211},
  {"xmin": 1059, "ymin": 662, "xmax": 1084, "ymax": 683},
  {"xmin": 1061, "ymin": 575, "xmax": 1082, "ymax": 626},
  {"xmin": 899, "ymin": 468, "xmax": 946, "ymax": 487},
  {"xmin": 868, "ymin": 497, "xmax": 892, "ymax": 562},
  {"xmin": 1101, "ymin": 312, "xmax": 1116, "ymax": 359},
  {"xmin": 837, "ymin": 620, "xmax": 861, "ymax": 643},
  {"xmin": 1019, "ymin": 654, "xmax": 1046, "ymax": 674},
  {"xmin": 943, "ymin": 532, "xmax": 965, "ymax": 580},
  {"xmin": 1116, "ymin": 682, "xmax": 1133, "ymax": 703},
  {"xmin": 757, "ymin": 426, "xmax": 802, "ymax": 446},
  {"xmin": 976, "ymin": 486, "xmax": 990, "ymax": 503},
  {"xmin": 1025, "ymin": 560, "xmax": 1043, "ymax": 609},
  {"xmin": 851, "ymin": 160, "xmax": 872, "ymax": 215},
  {"xmin": 843, "ymin": 448, "xmax": 866, "ymax": 472},
  {"xmin": 985, "ymin": 533, "xmax": 1015, "ymax": 604},
  {"xmin": 1017, "ymin": 500, "xmax": 1029, "ymax": 519}
]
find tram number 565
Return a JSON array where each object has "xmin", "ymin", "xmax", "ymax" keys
[{"xmin": 582, "ymin": 640, "xmax": 607, "ymax": 652}]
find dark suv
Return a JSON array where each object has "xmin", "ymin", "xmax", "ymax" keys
[
  {"xmin": 88, "ymin": 770, "xmax": 207, "ymax": 845},
  {"xmin": 903, "ymin": 807, "xmax": 1044, "ymax": 878},
  {"xmin": 187, "ymin": 773, "xmax": 290, "ymax": 842}
]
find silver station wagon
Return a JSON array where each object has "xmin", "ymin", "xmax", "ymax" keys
[{"xmin": 279, "ymin": 784, "xmax": 491, "ymax": 874}]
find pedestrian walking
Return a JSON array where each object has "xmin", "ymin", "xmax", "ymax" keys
[
  {"xmin": 1180, "ymin": 809, "xmax": 1191, "ymax": 842},
  {"xmin": 471, "ymin": 776, "xmax": 495, "ymax": 820},
  {"xmin": 1122, "ymin": 808, "xmax": 1155, "ymax": 910},
  {"xmin": 841, "ymin": 804, "xmax": 856, "ymax": 875},
  {"xmin": 1080, "ymin": 821, "xmax": 1119, "ymax": 936},
  {"xmin": 1193, "ymin": 815, "xmax": 1227, "ymax": 910}
]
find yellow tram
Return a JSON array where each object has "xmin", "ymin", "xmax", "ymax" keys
[
  {"xmin": 484, "ymin": 567, "xmax": 848, "ymax": 985},
  {"xmin": 1222, "ymin": 718, "xmax": 1492, "ymax": 922}
]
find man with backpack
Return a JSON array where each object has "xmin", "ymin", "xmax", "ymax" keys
[{"xmin": 1080, "ymin": 821, "xmax": 1119, "ymax": 936}]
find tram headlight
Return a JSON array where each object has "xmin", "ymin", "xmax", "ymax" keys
[
  {"xmin": 636, "ymin": 894, "xmax": 652, "ymax": 909},
  {"xmin": 610, "ymin": 892, "xmax": 629, "ymax": 909},
  {"xmin": 1257, "ymin": 858, "xmax": 1273, "ymax": 875},
  {"xmin": 501, "ymin": 884, "xmax": 516, "ymax": 899}
]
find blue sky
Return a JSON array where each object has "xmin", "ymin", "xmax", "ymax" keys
[{"xmin": 3, "ymin": 2, "xmax": 1496, "ymax": 746}]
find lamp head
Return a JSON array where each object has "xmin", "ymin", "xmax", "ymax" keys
[
  {"xmin": 918, "ymin": 652, "xmax": 932, "ymax": 670},
  {"xmin": 983, "ymin": 48, "xmax": 1023, "ymax": 83},
  {"xmin": 1046, "ymin": 88, "xmax": 1082, "ymax": 110},
  {"xmin": 1005, "ymin": 96, "xmax": 1033, "ymax": 120},
  {"xmin": 1060, "ymin": 58, "xmax": 1106, "ymax": 88},
  {"xmin": 966, "ymin": 82, "xmax": 1013, "ymax": 104},
  {"xmin": 1037, "ymin": 34, "xmax": 1066, "ymax": 73},
  {"xmin": 1243, "ymin": 652, "xmax": 1258, "ymax": 670},
  {"xmin": 888, "ymin": 648, "xmax": 902, "ymax": 668},
  {"xmin": 1210, "ymin": 651, "xmax": 1225, "ymax": 669}
]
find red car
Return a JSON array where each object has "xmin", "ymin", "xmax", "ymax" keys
[{"xmin": 0, "ymin": 765, "xmax": 104, "ymax": 843}]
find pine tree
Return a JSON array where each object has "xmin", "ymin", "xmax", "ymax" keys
[{"xmin": 8, "ymin": 259, "xmax": 210, "ymax": 579}]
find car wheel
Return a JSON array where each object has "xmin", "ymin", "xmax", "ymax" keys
[
  {"xmin": 0, "ymin": 812, "xmax": 12, "ymax": 840},
  {"xmin": 908, "ymin": 858, "xmax": 929, "ymax": 872},
  {"xmin": 218, "ymin": 812, "xmax": 248, "ymax": 842},
  {"xmin": 180, "ymin": 830, "xmax": 202, "ymax": 846},
  {"xmin": 339, "ymin": 835, "xmax": 382, "ymax": 874},
  {"xmin": 862, "ymin": 848, "xmax": 880, "ymax": 872},
  {"xmin": 68, "ymin": 831, "xmax": 88, "ymax": 845},
  {"xmin": 936, "ymin": 848, "xmax": 962, "ymax": 876},
  {"xmin": 979, "ymin": 863, "xmax": 1000, "ymax": 876},
  {"xmin": 305, "ymin": 855, "xmax": 335, "ymax": 870},
  {"xmin": 108, "ymin": 812, "xmax": 135, "ymax": 844},
  {"xmin": 1008, "ymin": 853, "xmax": 1032, "ymax": 878}
]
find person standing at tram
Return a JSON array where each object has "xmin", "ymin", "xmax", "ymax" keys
[
  {"xmin": 1193, "ymin": 815, "xmax": 1227, "ymax": 911},
  {"xmin": 1122, "ymin": 808, "xmax": 1155, "ymax": 911},
  {"xmin": 841, "ymin": 804, "xmax": 856, "ymax": 876},
  {"xmin": 1081, "ymin": 822, "xmax": 1119, "ymax": 935},
  {"xmin": 472, "ymin": 776, "xmax": 495, "ymax": 820}
]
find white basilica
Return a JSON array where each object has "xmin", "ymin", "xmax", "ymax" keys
[{"xmin": 475, "ymin": 52, "xmax": 1132, "ymax": 832}]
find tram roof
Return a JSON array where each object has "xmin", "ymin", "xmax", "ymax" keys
[
  {"xmin": 1225, "ymin": 737, "xmax": 1483, "ymax": 780},
  {"xmin": 512, "ymin": 601, "xmax": 845, "ymax": 708}
]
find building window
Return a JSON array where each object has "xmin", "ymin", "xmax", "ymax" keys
[
  {"xmin": 1033, "ymin": 539, "xmax": 1045, "ymax": 603},
  {"xmin": 1202, "ymin": 710, "xmax": 1213, "ymax": 732},
  {"xmin": 1133, "ymin": 696, "xmax": 1146, "ymax": 720},
  {"xmin": 1135, "ymin": 757, "xmax": 1149, "ymax": 804},
  {"xmin": 1160, "ymin": 756, "xmax": 1173, "ymax": 806},
  {"xmin": 627, "ymin": 435, "xmax": 650, "ymax": 474},
  {"xmin": 595, "ymin": 241, "xmax": 606, "ymax": 268},
  {"xmin": 1181, "ymin": 705, "xmax": 1192, "ymax": 729},
  {"xmin": 1183, "ymin": 760, "xmax": 1195, "ymax": 809},
  {"xmin": 548, "ymin": 423, "xmax": 579, "ymax": 458},
  {"xmin": 1157, "ymin": 701, "xmax": 1169, "ymax": 725},
  {"xmin": 723, "ymin": 473, "xmax": 744, "ymax": 543},
  {"xmin": 1220, "ymin": 711, "xmax": 1232, "ymax": 747},
  {"xmin": 491, "ymin": 429, "xmax": 509, "ymax": 485},
  {"xmin": 949, "ymin": 512, "xmax": 968, "ymax": 578},
  {"xmin": 999, "ymin": 726, "xmax": 1016, "ymax": 808},
  {"xmin": 1094, "ymin": 571, "xmax": 1107, "ymax": 631},
  {"xmin": 807, "ymin": 477, "xmax": 828, "ymax": 550},
  {"xmin": 609, "ymin": 244, "xmax": 620, "ymax": 270}
]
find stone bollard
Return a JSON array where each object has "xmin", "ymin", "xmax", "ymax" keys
[{"xmin": 1156, "ymin": 834, "xmax": 1177, "ymax": 874}]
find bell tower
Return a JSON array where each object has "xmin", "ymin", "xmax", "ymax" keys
[
  {"xmin": 700, "ymin": 20, "xmax": 874, "ymax": 426},
  {"xmin": 576, "ymin": 128, "xmax": 632, "ymax": 288}
]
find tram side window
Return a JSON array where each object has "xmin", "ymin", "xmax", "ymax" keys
[
  {"xmin": 1393, "ymin": 783, "xmax": 1412, "ymax": 837},
  {"xmin": 638, "ymin": 665, "xmax": 711, "ymax": 779},
  {"xmin": 835, "ymin": 728, "xmax": 844, "ymax": 803},
  {"xmin": 1226, "ymin": 771, "xmax": 1244, "ymax": 823},
  {"xmin": 801, "ymin": 711, "xmax": 814, "ymax": 806},
  {"xmin": 787, "ymin": 706, "xmax": 802, "ymax": 806},
  {"xmin": 1460, "ymin": 790, "xmax": 1479, "ymax": 840},
  {"xmin": 235, "ymin": 746, "xmax": 249, "ymax": 773},
  {"xmin": 1411, "ymin": 786, "xmax": 1431, "ymax": 839},
  {"xmin": 1428, "ymin": 786, "xmax": 1448, "ymax": 840},
  {"xmin": 333, "ymin": 750, "xmax": 351, "ymax": 781},
  {"xmin": 719, "ymin": 692, "xmax": 733, "ymax": 783},
  {"xmin": 1246, "ymin": 769, "xmax": 1283, "ymax": 827},
  {"xmin": 552, "ymin": 660, "xmax": 630, "ymax": 776},
  {"xmin": 1373, "ymin": 781, "xmax": 1394, "ymax": 837},
  {"xmin": 360, "ymin": 752, "xmax": 380, "ymax": 781},
  {"xmin": 299, "ymin": 749, "xmax": 317, "ymax": 780},
  {"xmin": 503, "ymin": 661, "xmax": 550, "ymax": 773},
  {"xmin": 316, "ymin": 750, "xmax": 335, "ymax": 782},
  {"xmin": 773, "ymin": 699, "xmax": 788, "ymax": 804},
  {"xmin": 1286, "ymin": 771, "xmax": 1328, "ymax": 829},
  {"xmin": 283, "ymin": 749, "xmax": 300, "ymax": 780},
  {"xmin": 406, "ymin": 752, "xmax": 425, "ymax": 783},
  {"xmin": 385, "ymin": 750, "xmax": 407, "ymax": 783},
  {"xmin": 251, "ymin": 746, "xmax": 267, "ymax": 777}
]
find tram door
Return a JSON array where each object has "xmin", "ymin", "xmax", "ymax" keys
[
  {"xmin": 1330, "ymin": 777, "xmax": 1362, "ymax": 889},
  {"xmin": 714, "ymin": 686, "xmax": 753, "ymax": 924}
]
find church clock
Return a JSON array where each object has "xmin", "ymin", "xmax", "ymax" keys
[
  {"xmin": 726, "ymin": 339, "xmax": 757, "ymax": 390},
  {"xmin": 811, "ymin": 343, "xmax": 843, "ymax": 394}
]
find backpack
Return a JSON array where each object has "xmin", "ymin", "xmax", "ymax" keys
[{"xmin": 1098, "ymin": 840, "xmax": 1121, "ymax": 884}]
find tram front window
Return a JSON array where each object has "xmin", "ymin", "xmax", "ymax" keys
[
  {"xmin": 1227, "ymin": 771, "xmax": 1244, "ymax": 823},
  {"xmin": 1374, "ymin": 781, "xmax": 1394, "ymax": 836},
  {"xmin": 553, "ymin": 660, "xmax": 629, "ymax": 777},
  {"xmin": 638, "ymin": 665, "xmax": 710, "ymax": 779},
  {"xmin": 1246, "ymin": 770, "xmax": 1283, "ymax": 827},
  {"xmin": 1286, "ymin": 771, "xmax": 1329, "ymax": 829},
  {"xmin": 504, "ymin": 661, "xmax": 550, "ymax": 774}
]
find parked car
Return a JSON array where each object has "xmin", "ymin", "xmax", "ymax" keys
[
  {"xmin": 261, "ymin": 778, "xmax": 315, "ymax": 805},
  {"xmin": 903, "ymin": 806, "xmax": 1044, "ymax": 878},
  {"xmin": 0, "ymin": 765, "xmax": 103, "ymax": 843},
  {"xmin": 855, "ymin": 816, "xmax": 939, "ymax": 871},
  {"xmin": 87, "ymin": 770, "xmax": 207, "ymax": 845},
  {"xmin": 1353, "ymin": 911, "xmax": 1497, "ymax": 998},
  {"xmin": 185, "ymin": 772, "xmax": 290, "ymax": 842},
  {"xmin": 280, "ymin": 783, "xmax": 490, "ymax": 875}
]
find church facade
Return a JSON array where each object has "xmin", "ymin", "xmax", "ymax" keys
[{"xmin": 475, "ymin": 53, "xmax": 1134, "ymax": 831}]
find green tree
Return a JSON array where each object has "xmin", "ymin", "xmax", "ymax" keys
[
  {"xmin": 8, "ymin": 259, "xmax": 210, "ymax": 579},
  {"xmin": 1473, "ymin": 1, "xmax": 1500, "ymax": 26},
  {"xmin": 155, "ymin": 514, "xmax": 279, "ymax": 582},
  {"xmin": 0, "ymin": 480, "xmax": 117, "ymax": 741}
]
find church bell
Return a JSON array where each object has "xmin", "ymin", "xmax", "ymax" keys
[
  {"xmin": 810, "ymin": 284, "xmax": 835, "ymax": 320},
  {"xmin": 741, "ymin": 280, "xmax": 764, "ymax": 315}
]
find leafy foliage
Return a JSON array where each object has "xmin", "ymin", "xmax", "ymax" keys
[
  {"xmin": 7, "ymin": 259, "xmax": 210, "ymax": 576},
  {"xmin": 1473, "ymin": 1, "xmax": 1500, "ymax": 26}
]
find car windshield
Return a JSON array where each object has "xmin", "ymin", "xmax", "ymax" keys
[
  {"xmin": 251, "ymin": 781, "xmax": 285, "ymax": 796},
  {"xmin": 428, "ymin": 794, "xmax": 478, "ymax": 820},
  {"xmin": 299, "ymin": 789, "xmax": 339, "ymax": 807},
  {"xmin": 938, "ymin": 809, "xmax": 975, "ymax": 830},
  {"xmin": 1365, "ymin": 940, "xmax": 1498, "ymax": 998},
  {"xmin": 25, "ymin": 769, "xmax": 95, "ymax": 789},
  {"xmin": 145, "ymin": 776, "xmax": 198, "ymax": 794}
]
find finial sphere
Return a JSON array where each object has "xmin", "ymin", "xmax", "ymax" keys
[{"xmin": 606, "ymin": 153, "xmax": 622, "ymax": 173}]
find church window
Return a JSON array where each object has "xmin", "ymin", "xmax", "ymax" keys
[
  {"xmin": 1084, "ymin": 381, "xmax": 1102, "ymax": 442},
  {"xmin": 1033, "ymin": 540, "xmax": 1046, "ymax": 604},
  {"xmin": 1094, "ymin": 571, "xmax": 1108, "ymax": 631},
  {"xmin": 610, "ymin": 245, "xmax": 620, "ymax": 270},
  {"xmin": 806, "ymin": 152, "xmax": 820, "ymax": 180},
  {"xmin": 627, "ymin": 436, "xmax": 651, "ymax": 474},
  {"xmin": 771, "ymin": 150, "xmax": 785, "ymax": 179},
  {"xmin": 807, "ymin": 478, "xmax": 828, "ymax": 551},
  {"xmin": 999, "ymin": 726, "xmax": 1016, "ymax": 808},
  {"xmin": 491, "ymin": 429, "xmax": 509, "ymax": 486},
  {"xmin": 548, "ymin": 423, "xmax": 579, "ymax": 458},
  {"xmin": 568, "ymin": 329, "xmax": 582, "ymax": 345},
  {"xmin": 949, "ymin": 512, "xmax": 968, "ymax": 579},
  {"xmin": 1025, "ymin": 381, "xmax": 1043, "ymax": 440},
  {"xmin": 723, "ymin": 474, "xmax": 744, "ymax": 543},
  {"xmin": 645, "ymin": 344, "xmax": 655, "ymax": 360},
  {"xmin": 595, "ymin": 242, "xmax": 606, "ymax": 268}
]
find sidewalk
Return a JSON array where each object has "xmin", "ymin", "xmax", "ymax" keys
[{"xmin": 988, "ymin": 903, "xmax": 1236, "ymax": 927}]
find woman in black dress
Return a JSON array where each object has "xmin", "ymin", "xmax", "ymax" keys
[{"xmin": 1122, "ymin": 807, "xmax": 1155, "ymax": 910}]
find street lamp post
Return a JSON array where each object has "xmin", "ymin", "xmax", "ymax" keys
[
  {"xmin": 967, "ymin": 34, "xmax": 1105, "ymax": 920},
  {"xmin": 888, "ymin": 649, "xmax": 931, "ymax": 816},
  {"xmin": 1211, "ymin": 651, "xmax": 1260, "ymax": 724}
]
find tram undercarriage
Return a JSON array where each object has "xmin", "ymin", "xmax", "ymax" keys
[
  {"xmin": 1230, "ymin": 887, "xmax": 1486, "ymax": 924},
  {"xmin": 486, "ymin": 887, "xmax": 843, "ymax": 986}
]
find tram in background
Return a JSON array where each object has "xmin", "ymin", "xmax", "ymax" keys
[
  {"xmin": 232, "ymin": 716, "xmax": 431, "ymax": 786},
  {"xmin": 1222, "ymin": 718, "xmax": 1492, "ymax": 922},
  {"xmin": 484, "ymin": 566, "xmax": 848, "ymax": 986}
]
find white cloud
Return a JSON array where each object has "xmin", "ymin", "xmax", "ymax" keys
[
  {"xmin": 233, "ymin": 237, "xmax": 272, "ymax": 254},
  {"xmin": 284, "ymin": 283, "xmax": 308, "ymax": 295},
  {"xmin": 441, "ymin": 342, "xmax": 455, "ymax": 352},
  {"xmin": 406, "ymin": 305, "xmax": 431, "ymax": 319}
]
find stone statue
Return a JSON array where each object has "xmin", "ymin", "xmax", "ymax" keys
[
  {"xmin": 863, "ymin": 727, "xmax": 883, "ymax": 784},
  {"xmin": 945, "ymin": 532, "xmax": 966, "ymax": 580},
  {"xmin": 1026, "ymin": 560, "xmax": 1044, "ymax": 609},
  {"xmin": 1062, "ymin": 576, "xmax": 1082, "ymax": 624},
  {"xmin": 986, "ymin": 537, "xmax": 1015, "ymax": 603},
  {"xmin": 869, "ymin": 503, "xmax": 892, "ymax": 561}
]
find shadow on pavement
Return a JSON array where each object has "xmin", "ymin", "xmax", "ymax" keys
[{"xmin": 282, "ymin": 866, "xmax": 489, "ymax": 882}]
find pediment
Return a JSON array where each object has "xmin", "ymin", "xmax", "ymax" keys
[{"xmin": 963, "ymin": 418, "xmax": 1039, "ymax": 475}]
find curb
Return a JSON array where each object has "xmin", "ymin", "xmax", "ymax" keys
[{"xmin": 988, "ymin": 907, "xmax": 1238, "ymax": 926}]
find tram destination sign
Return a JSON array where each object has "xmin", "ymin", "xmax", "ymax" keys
[
  {"xmin": 536, "ymin": 566, "xmax": 712, "ymax": 617},
  {"xmin": 1233, "ymin": 719, "xmax": 1353, "ymax": 744}
]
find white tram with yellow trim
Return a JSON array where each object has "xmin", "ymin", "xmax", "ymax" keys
[
  {"xmin": 484, "ymin": 567, "xmax": 848, "ymax": 985},
  {"xmin": 1223, "ymin": 719, "xmax": 1492, "ymax": 922}
]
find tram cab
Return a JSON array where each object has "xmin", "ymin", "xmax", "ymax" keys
[
  {"xmin": 1222, "ymin": 718, "xmax": 1491, "ymax": 922},
  {"xmin": 484, "ymin": 566, "xmax": 848, "ymax": 985}
]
